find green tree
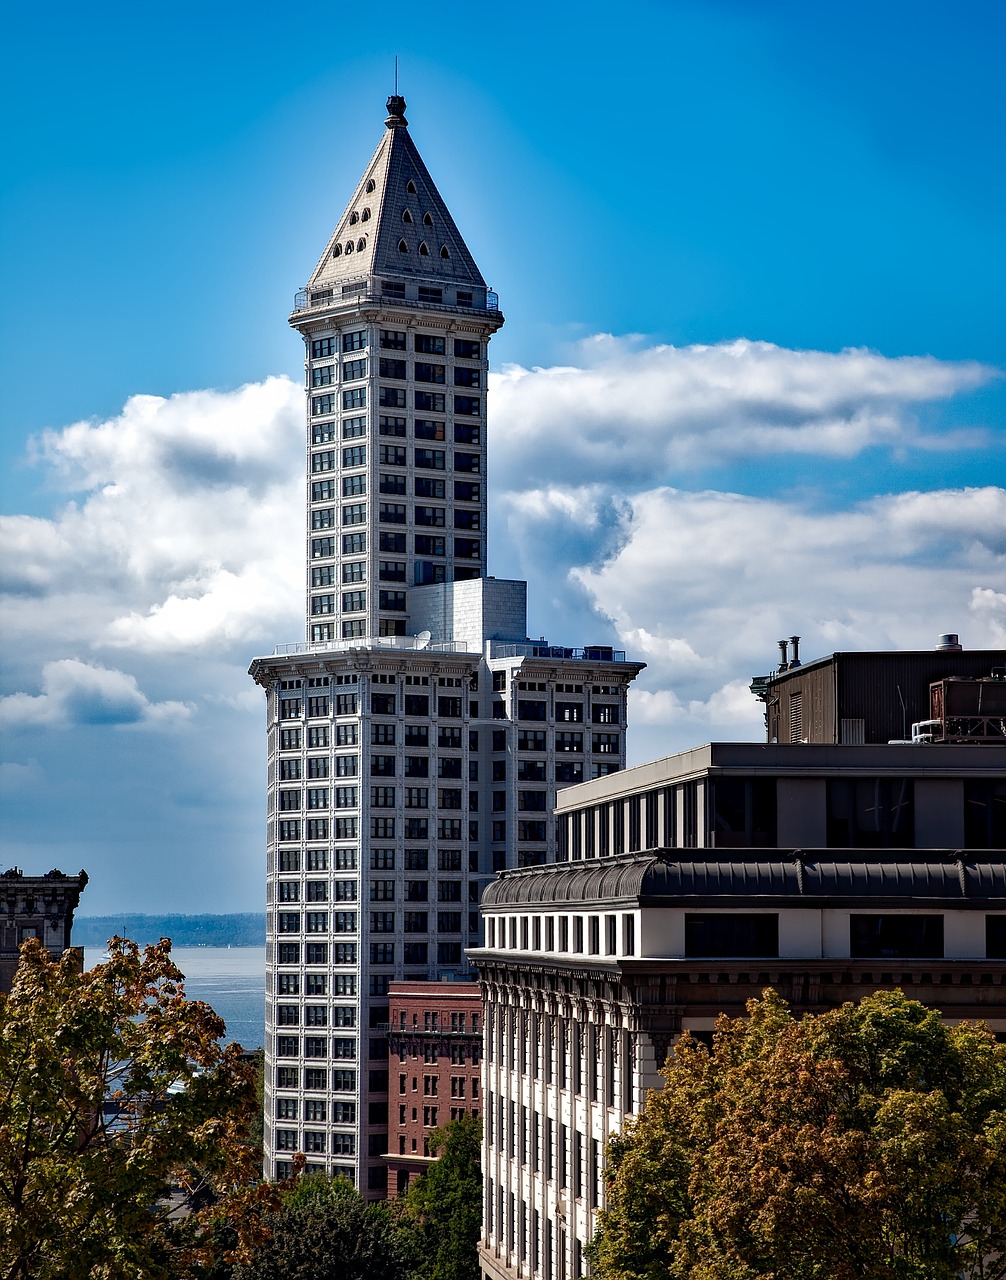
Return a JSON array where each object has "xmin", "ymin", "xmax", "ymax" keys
[
  {"xmin": 592, "ymin": 989, "xmax": 1006, "ymax": 1280},
  {"xmin": 233, "ymin": 1173, "xmax": 408, "ymax": 1280},
  {"xmin": 0, "ymin": 937, "xmax": 275, "ymax": 1280},
  {"xmin": 405, "ymin": 1114, "xmax": 483, "ymax": 1280}
]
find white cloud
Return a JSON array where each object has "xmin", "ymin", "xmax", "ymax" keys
[
  {"xmin": 1, "ymin": 378, "xmax": 303, "ymax": 658},
  {"xmin": 564, "ymin": 485, "xmax": 1006, "ymax": 743},
  {"xmin": 0, "ymin": 660, "xmax": 191, "ymax": 728},
  {"xmin": 489, "ymin": 336, "xmax": 996, "ymax": 487}
]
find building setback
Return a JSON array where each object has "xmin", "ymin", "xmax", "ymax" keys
[
  {"xmin": 471, "ymin": 737, "xmax": 1006, "ymax": 1280},
  {"xmin": 249, "ymin": 95, "xmax": 644, "ymax": 1194},
  {"xmin": 385, "ymin": 980, "xmax": 482, "ymax": 1194}
]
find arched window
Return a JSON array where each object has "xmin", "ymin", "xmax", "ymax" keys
[
  {"xmin": 398, "ymin": 239, "xmax": 409, "ymax": 253},
  {"xmin": 419, "ymin": 241, "xmax": 429, "ymax": 256},
  {"xmin": 366, "ymin": 178, "xmax": 376, "ymax": 193},
  {"xmin": 345, "ymin": 241, "xmax": 354, "ymax": 254},
  {"xmin": 406, "ymin": 179, "xmax": 417, "ymax": 194},
  {"xmin": 332, "ymin": 244, "xmax": 342, "ymax": 258},
  {"xmin": 357, "ymin": 237, "xmax": 366, "ymax": 251},
  {"xmin": 423, "ymin": 212, "xmax": 433, "ymax": 227},
  {"xmin": 361, "ymin": 208, "xmax": 370, "ymax": 222},
  {"xmin": 440, "ymin": 245, "xmax": 450, "ymax": 259},
  {"xmin": 349, "ymin": 211, "xmax": 359, "ymax": 225},
  {"xmin": 402, "ymin": 209, "xmax": 413, "ymax": 224}
]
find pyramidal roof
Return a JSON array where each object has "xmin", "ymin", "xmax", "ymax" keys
[{"xmin": 305, "ymin": 96, "xmax": 487, "ymax": 296}]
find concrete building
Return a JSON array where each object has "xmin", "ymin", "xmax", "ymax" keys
[
  {"xmin": 472, "ymin": 738, "xmax": 1006, "ymax": 1280},
  {"xmin": 249, "ymin": 95, "xmax": 644, "ymax": 1193},
  {"xmin": 0, "ymin": 866, "xmax": 87, "ymax": 992},
  {"xmin": 385, "ymin": 980, "xmax": 483, "ymax": 1194}
]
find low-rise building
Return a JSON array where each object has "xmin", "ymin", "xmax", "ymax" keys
[
  {"xmin": 472, "ymin": 738, "xmax": 1006, "ymax": 1280},
  {"xmin": 0, "ymin": 867, "xmax": 88, "ymax": 992},
  {"xmin": 385, "ymin": 980, "xmax": 482, "ymax": 1194}
]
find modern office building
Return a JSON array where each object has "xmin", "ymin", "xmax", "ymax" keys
[
  {"xmin": 249, "ymin": 95, "xmax": 644, "ymax": 1192},
  {"xmin": 385, "ymin": 980, "xmax": 483, "ymax": 1193},
  {"xmin": 472, "ymin": 737, "xmax": 1006, "ymax": 1280},
  {"xmin": 0, "ymin": 866, "xmax": 87, "ymax": 992}
]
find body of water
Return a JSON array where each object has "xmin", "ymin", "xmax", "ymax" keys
[{"xmin": 84, "ymin": 946, "xmax": 266, "ymax": 1050}]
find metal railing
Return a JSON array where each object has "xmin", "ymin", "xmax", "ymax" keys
[
  {"xmin": 488, "ymin": 642, "xmax": 628, "ymax": 663},
  {"xmin": 292, "ymin": 278, "xmax": 501, "ymax": 318},
  {"xmin": 273, "ymin": 635, "xmax": 471, "ymax": 657}
]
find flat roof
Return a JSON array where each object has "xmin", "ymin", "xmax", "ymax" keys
[{"xmin": 555, "ymin": 742, "xmax": 1006, "ymax": 811}]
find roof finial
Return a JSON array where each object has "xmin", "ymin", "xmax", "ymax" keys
[{"xmin": 386, "ymin": 58, "xmax": 407, "ymax": 128}]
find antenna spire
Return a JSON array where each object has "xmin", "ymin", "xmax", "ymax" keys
[{"xmin": 395, "ymin": 55, "xmax": 398, "ymax": 95}]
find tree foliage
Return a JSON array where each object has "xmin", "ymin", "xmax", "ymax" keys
[
  {"xmin": 404, "ymin": 1114, "xmax": 483, "ymax": 1280},
  {"xmin": 0, "ymin": 937, "xmax": 276, "ymax": 1280},
  {"xmin": 233, "ymin": 1173, "xmax": 408, "ymax": 1280},
  {"xmin": 592, "ymin": 989, "xmax": 1006, "ymax": 1280}
]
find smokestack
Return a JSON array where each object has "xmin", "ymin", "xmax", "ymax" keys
[
  {"xmin": 789, "ymin": 636, "xmax": 801, "ymax": 667},
  {"xmin": 936, "ymin": 633, "xmax": 962, "ymax": 651},
  {"xmin": 777, "ymin": 639, "xmax": 789, "ymax": 672}
]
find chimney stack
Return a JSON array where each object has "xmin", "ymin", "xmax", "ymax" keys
[
  {"xmin": 936, "ymin": 633, "xmax": 962, "ymax": 651},
  {"xmin": 789, "ymin": 636, "xmax": 801, "ymax": 667},
  {"xmin": 777, "ymin": 639, "xmax": 789, "ymax": 672}
]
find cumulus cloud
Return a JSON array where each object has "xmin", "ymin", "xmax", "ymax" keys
[
  {"xmin": 0, "ymin": 660, "xmax": 191, "ymax": 728},
  {"xmin": 562, "ymin": 485, "xmax": 1006, "ymax": 738},
  {"xmin": 489, "ymin": 336, "xmax": 996, "ymax": 487},
  {"xmin": 1, "ymin": 378, "xmax": 303, "ymax": 657}
]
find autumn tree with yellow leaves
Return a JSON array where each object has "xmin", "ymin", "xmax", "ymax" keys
[
  {"xmin": 0, "ymin": 937, "xmax": 277, "ymax": 1280},
  {"xmin": 592, "ymin": 989, "xmax": 1006, "ymax": 1280}
]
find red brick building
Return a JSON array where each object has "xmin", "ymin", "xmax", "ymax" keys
[{"xmin": 385, "ymin": 981, "xmax": 482, "ymax": 1194}]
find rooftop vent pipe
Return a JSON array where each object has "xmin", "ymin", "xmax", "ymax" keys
[
  {"xmin": 777, "ymin": 639, "xmax": 789, "ymax": 672},
  {"xmin": 789, "ymin": 635, "xmax": 802, "ymax": 667},
  {"xmin": 936, "ymin": 633, "xmax": 962, "ymax": 651}
]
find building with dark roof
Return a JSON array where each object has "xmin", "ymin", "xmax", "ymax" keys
[{"xmin": 472, "ymin": 737, "xmax": 1006, "ymax": 1280}]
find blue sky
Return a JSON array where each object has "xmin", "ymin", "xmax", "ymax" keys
[{"xmin": 1, "ymin": 0, "xmax": 1004, "ymax": 914}]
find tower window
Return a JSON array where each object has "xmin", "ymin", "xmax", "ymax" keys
[
  {"xmin": 398, "ymin": 239, "xmax": 409, "ymax": 253},
  {"xmin": 345, "ymin": 241, "xmax": 354, "ymax": 254},
  {"xmin": 349, "ymin": 211, "xmax": 359, "ymax": 225},
  {"xmin": 357, "ymin": 238, "xmax": 366, "ymax": 251},
  {"xmin": 440, "ymin": 245, "xmax": 450, "ymax": 259},
  {"xmin": 419, "ymin": 242, "xmax": 429, "ymax": 256},
  {"xmin": 366, "ymin": 178, "xmax": 376, "ymax": 192},
  {"xmin": 402, "ymin": 209, "xmax": 413, "ymax": 223},
  {"xmin": 423, "ymin": 212, "xmax": 433, "ymax": 226},
  {"xmin": 407, "ymin": 179, "xmax": 417, "ymax": 193},
  {"xmin": 332, "ymin": 244, "xmax": 342, "ymax": 258},
  {"xmin": 361, "ymin": 208, "xmax": 371, "ymax": 221}
]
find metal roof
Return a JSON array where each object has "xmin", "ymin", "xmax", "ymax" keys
[{"xmin": 481, "ymin": 849, "xmax": 1006, "ymax": 909}]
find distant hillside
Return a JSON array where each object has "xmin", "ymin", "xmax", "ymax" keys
[{"xmin": 73, "ymin": 914, "xmax": 265, "ymax": 948}]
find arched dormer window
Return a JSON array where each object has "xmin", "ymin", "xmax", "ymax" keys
[
  {"xmin": 398, "ymin": 239, "xmax": 409, "ymax": 253},
  {"xmin": 406, "ymin": 179, "xmax": 417, "ymax": 194},
  {"xmin": 357, "ymin": 237, "xmax": 366, "ymax": 251},
  {"xmin": 332, "ymin": 244, "xmax": 342, "ymax": 258},
  {"xmin": 423, "ymin": 212, "xmax": 433, "ymax": 227},
  {"xmin": 349, "ymin": 211, "xmax": 359, "ymax": 225},
  {"xmin": 419, "ymin": 241, "xmax": 429, "ymax": 256},
  {"xmin": 440, "ymin": 245, "xmax": 450, "ymax": 259},
  {"xmin": 402, "ymin": 209, "xmax": 413, "ymax": 224},
  {"xmin": 361, "ymin": 208, "xmax": 370, "ymax": 222},
  {"xmin": 345, "ymin": 241, "xmax": 354, "ymax": 254},
  {"xmin": 365, "ymin": 178, "xmax": 376, "ymax": 193}
]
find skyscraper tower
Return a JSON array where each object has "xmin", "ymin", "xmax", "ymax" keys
[
  {"xmin": 250, "ymin": 95, "xmax": 644, "ymax": 1196},
  {"xmin": 294, "ymin": 92, "xmax": 500, "ymax": 644}
]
